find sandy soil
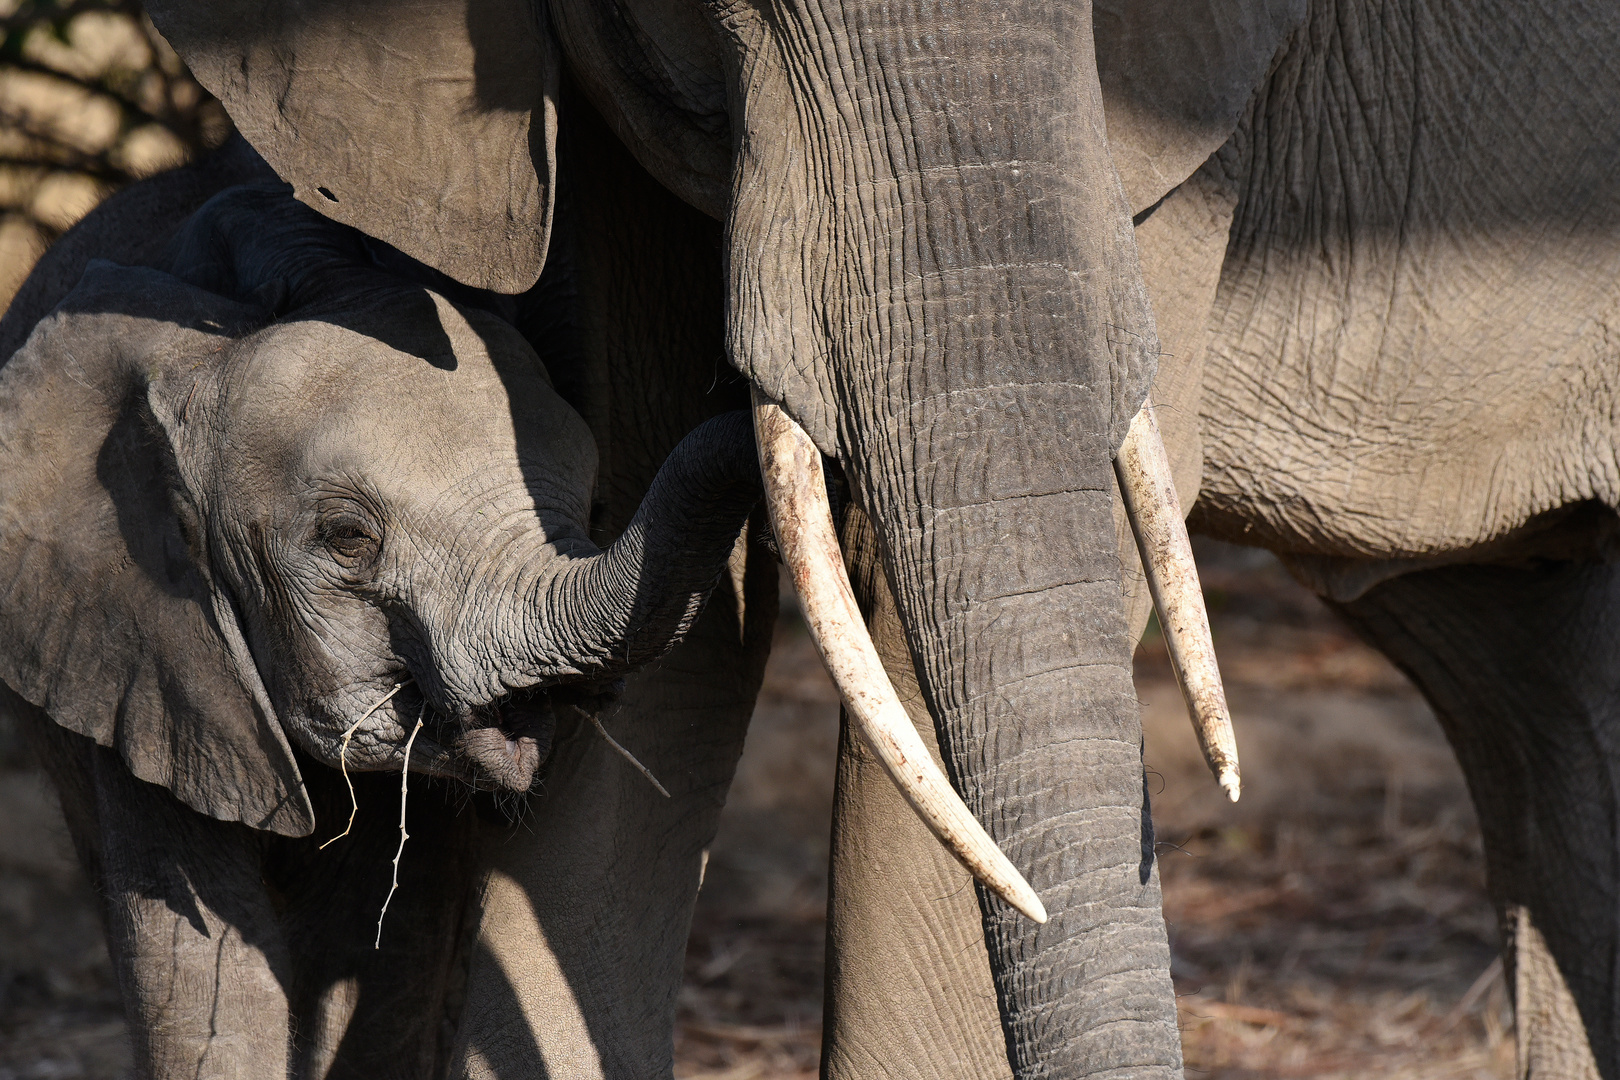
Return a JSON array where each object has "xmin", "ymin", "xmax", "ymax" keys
[
  {"xmin": 0, "ymin": 541, "xmax": 1512, "ymax": 1079},
  {"xmin": 1143, "ymin": 543, "xmax": 1510, "ymax": 1079}
]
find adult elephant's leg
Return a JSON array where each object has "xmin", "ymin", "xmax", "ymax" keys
[
  {"xmin": 821, "ymin": 160, "xmax": 1238, "ymax": 1076},
  {"xmin": 822, "ymin": 506, "xmax": 1011, "ymax": 1078},
  {"xmin": 1336, "ymin": 559, "xmax": 1620, "ymax": 1079}
]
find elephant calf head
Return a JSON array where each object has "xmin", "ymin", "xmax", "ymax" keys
[{"xmin": 0, "ymin": 184, "xmax": 759, "ymax": 836}]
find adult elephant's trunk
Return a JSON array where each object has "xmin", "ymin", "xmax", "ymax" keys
[
  {"xmin": 489, "ymin": 412, "xmax": 761, "ymax": 687},
  {"xmin": 713, "ymin": 0, "xmax": 1182, "ymax": 1074}
]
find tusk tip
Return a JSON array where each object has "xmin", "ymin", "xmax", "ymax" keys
[
  {"xmin": 1219, "ymin": 768, "xmax": 1241, "ymax": 802},
  {"xmin": 756, "ymin": 394, "xmax": 1051, "ymax": 927},
  {"xmin": 995, "ymin": 870, "xmax": 1047, "ymax": 923},
  {"xmin": 997, "ymin": 878, "xmax": 1048, "ymax": 923}
]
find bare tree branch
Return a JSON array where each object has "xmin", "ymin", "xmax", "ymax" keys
[{"xmin": 0, "ymin": 2, "xmax": 232, "ymax": 297}]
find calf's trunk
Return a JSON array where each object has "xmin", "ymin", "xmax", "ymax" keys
[{"xmin": 479, "ymin": 411, "xmax": 761, "ymax": 691}]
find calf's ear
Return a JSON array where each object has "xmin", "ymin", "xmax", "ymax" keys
[
  {"xmin": 0, "ymin": 262, "xmax": 315, "ymax": 836},
  {"xmin": 145, "ymin": 0, "xmax": 559, "ymax": 294}
]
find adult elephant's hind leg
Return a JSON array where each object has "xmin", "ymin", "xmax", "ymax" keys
[{"xmin": 1336, "ymin": 559, "xmax": 1620, "ymax": 1079}]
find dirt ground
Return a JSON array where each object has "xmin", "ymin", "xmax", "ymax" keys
[
  {"xmin": 0, "ymin": 540, "xmax": 1512, "ymax": 1078},
  {"xmin": 1141, "ymin": 543, "xmax": 1510, "ymax": 1080}
]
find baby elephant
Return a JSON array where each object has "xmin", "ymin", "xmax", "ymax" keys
[{"xmin": 0, "ymin": 175, "xmax": 759, "ymax": 1075}]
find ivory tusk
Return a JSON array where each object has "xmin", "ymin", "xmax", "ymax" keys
[
  {"xmin": 1115, "ymin": 398, "xmax": 1241, "ymax": 802},
  {"xmin": 750, "ymin": 388, "xmax": 1048, "ymax": 924}
]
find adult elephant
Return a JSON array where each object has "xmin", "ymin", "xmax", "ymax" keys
[
  {"xmin": 125, "ymin": 1, "xmax": 1236, "ymax": 1077},
  {"xmin": 127, "ymin": 0, "xmax": 1620, "ymax": 1077}
]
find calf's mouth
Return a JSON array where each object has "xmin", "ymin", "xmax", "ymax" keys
[
  {"xmin": 454, "ymin": 690, "xmax": 553, "ymax": 791},
  {"xmin": 442, "ymin": 682, "xmax": 622, "ymax": 793}
]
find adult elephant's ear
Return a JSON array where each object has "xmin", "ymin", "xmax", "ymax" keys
[
  {"xmin": 1094, "ymin": 0, "xmax": 1305, "ymax": 214},
  {"xmin": 0, "ymin": 262, "xmax": 315, "ymax": 836},
  {"xmin": 145, "ymin": 0, "xmax": 558, "ymax": 293}
]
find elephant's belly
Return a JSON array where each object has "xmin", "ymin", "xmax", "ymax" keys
[{"xmin": 1191, "ymin": 0, "xmax": 1620, "ymax": 562}]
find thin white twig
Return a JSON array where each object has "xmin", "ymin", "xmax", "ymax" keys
[
  {"xmin": 320, "ymin": 682, "xmax": 406, "ymax": 849},
  {"xmin": 575, "ymin": 706, "xmax": 670, "ymax": 799},
  {"xmin": 375, "ymin": 704, "xmax": 426, "ymax": 950}
]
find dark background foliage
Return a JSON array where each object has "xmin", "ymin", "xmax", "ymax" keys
[{"xmin": 0, "ymin": 0, "xmax": 230, "ymax": 305}]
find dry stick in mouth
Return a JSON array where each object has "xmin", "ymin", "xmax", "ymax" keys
[
  {"xmin": 572, "ymin": 705, "xmax": 671, "ymax": 798},
  {"xmin": 375, "ymin": 704, "xmax": 426, "ymax": 950},
  {"xmin": 321, "ymin": 682, "xmax": 408, "ymax": 849}
]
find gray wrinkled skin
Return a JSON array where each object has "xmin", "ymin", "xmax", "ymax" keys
[
  {"xmin": 12, "ymin": 0, "xmax": 1617, "ymax": 1076},
  {"xmin": 0, "ymin": 159, "xmax": 766, "ymax": 1075},
  {"xmin": 1183, "ymin": 2, "xmax": 1620, "ymax": 1074},
  {"xmin": 1135, "ymin": 2, "xmax": 1620, "ymax": 1075}
]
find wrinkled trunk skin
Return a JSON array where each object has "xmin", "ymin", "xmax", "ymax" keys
[
  {"xmin": 711, "ymin": 1, "xmax": 1179, "ymax": 1074},
  {"xmin": 493, "ymin": 410, "xmax": 761, "ymax": 689},
  {"xmin": 822, "ymin": 169, "xmax": 1231, "ymax": 1075},
  {"xmin": 413, "ymin": 410, "xmax": 760, "ymax": 724}
]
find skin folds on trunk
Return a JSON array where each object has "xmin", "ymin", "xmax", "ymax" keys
[
  {"xmin": 708, "ymin": 1, "xmax": 1179, "ymax": 1075},
  {"xmin": 479, "ymin": 411, "xmax": 761, "ymax": 692}
]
